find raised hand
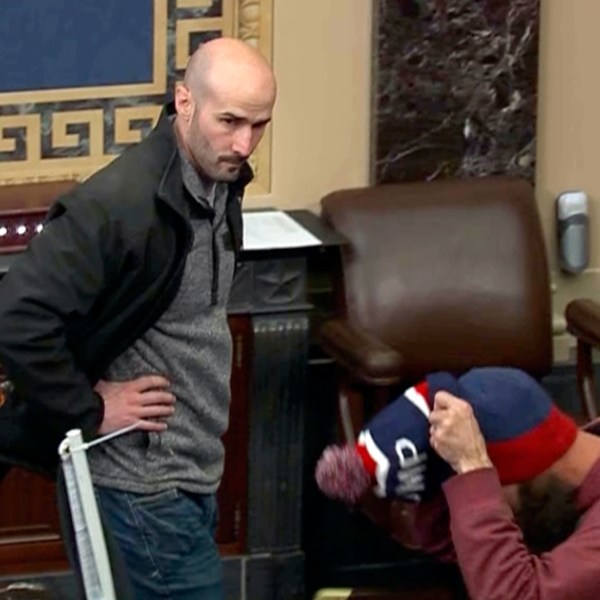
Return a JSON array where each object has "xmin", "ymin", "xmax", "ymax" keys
[
  {"xmin": 429, "ymin": 391, "xmax": 493, "ymax": 475},
  {"xmin": 95, "ymin": 375, "xmax": 175, "ymax": 435}
]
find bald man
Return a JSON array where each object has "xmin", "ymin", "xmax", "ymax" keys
[{"xmin": 0, "ymin": 38, "xmax": 276, "ymax": 599}]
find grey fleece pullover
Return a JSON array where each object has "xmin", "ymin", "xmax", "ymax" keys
[{"xmin": 88, "ymin": 151, "xmax": 235, "ymax": 495}]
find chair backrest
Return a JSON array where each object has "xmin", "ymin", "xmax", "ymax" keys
[{"xmin": 321, "ymin": 176, "xmax": 553, "ymax": 380}]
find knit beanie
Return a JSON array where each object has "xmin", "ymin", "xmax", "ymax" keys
[
  {"xmin": 315, "ymin": 367, "xmax": 578, "ymax": 504},
  {"xmin": 440, "ymin": 367, "xmax": 578, "ymax": 485}
]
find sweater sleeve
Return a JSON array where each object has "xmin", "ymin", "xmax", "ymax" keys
[
  {"xmin": 443, "ymin": 468, "xmax": 600, "ymax": 600},
  {"xmin": 0, "ymin": 199, "xmax": 111, "ymax": 442}
]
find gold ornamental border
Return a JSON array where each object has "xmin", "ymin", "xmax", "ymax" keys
[
  {"xmin": 234, "ymin": 0, "xmax": 273, "ymax": 196},
  {"xmin": 0, "ymin": 0, "xmax": 273, "ymax": 196}
]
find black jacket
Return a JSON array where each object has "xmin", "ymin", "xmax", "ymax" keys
[{"xmin": 0, "ymin": 103, "xmax": 251, "ymax": 474}]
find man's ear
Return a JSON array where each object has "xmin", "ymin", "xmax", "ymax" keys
[{"xmin": 175, "ymin": 84, "xmax": 193, "ymax": 121}]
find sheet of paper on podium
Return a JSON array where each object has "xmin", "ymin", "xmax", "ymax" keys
[{"xmin": 242, "ymin": 210, "xmax": 322, "ymax": 250}]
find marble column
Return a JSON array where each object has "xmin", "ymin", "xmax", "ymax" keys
[{"xmin": 374, "ymin": 0, "xmax": 540, "ymax": 184}]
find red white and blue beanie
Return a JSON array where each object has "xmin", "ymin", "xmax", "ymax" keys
[
  {"xmin": 356, "ymin": 367, "xmax": 578, "ymax": 501},
  {"xmin": 447, "ymin": 367, "xmax": 578, "ymax": 484}
]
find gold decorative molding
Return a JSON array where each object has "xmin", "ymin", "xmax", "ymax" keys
[
  {"xmin": 177, "ymin": 0, "xmax": 213, "ymax": 7},
  {"xmin": 114, "ymin": 106, "xmax": 163, "ymax": 145},
  {"xmin": 52, "ymin": 110, "xmax": 105, "ymax": 157},
  {"xmin": 234, "ymin": 0, "xmax": 273, "ymax": 66},
  {"xmin": 0, "ymin": 115, "xmax": 41, "ymax": 158},
  {"xmin": 237, "ymin": 0, "xmax": 261, "ymax": 46},
  {"xmin": 176, "ymin": 16, "xmax": 234, "ymax": 69},
  {"xmin": 234, "ymin": 0, "xmax": 273, "ymax": 195},
  {"xmin": 0, "ymin": 0, "xmax": 273, "ymax": 194}
]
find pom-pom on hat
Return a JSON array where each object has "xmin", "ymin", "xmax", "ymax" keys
[
  {"xmin": 316, "ymin": 377, "xmax": 452, "ymax": 504},
  {"xmin": 314, "ymin": 445, "xmax": 371, "ymax": 504},
  {"xmin": 315, "ymin": 367, "xmax": 578, "ymax": 505}
]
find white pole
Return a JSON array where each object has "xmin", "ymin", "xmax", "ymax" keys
[{"xmin": 60, "ymin": 429, "xmax": 116, "ymax": 600}]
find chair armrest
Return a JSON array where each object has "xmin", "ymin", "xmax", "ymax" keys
[
  {"xmin": 565, "ymin": 299, "xmax": 600, "ymax": 348},
  {"xmin": 320, "ymin": 319, "xmax": 405, "ymax": 386}
]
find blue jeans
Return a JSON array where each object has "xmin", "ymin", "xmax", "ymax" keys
[{"xmin": 95, "ymin": 486, "xmax": 223, "ymax": 600}]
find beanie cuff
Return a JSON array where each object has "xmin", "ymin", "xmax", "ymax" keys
[{"xmin": 487, "ymin": 405, "xmax": 578, "ymax": 484}]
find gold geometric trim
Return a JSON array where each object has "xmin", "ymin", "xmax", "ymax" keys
[
  {"xmin": 176, "ymin": 18, "xmax": 226, "ymax": 69},
  {"xmin": 0, "ymin": 115, "xmax": 41, "ymax": 160},
  {"xmin": 175, "ymin": 1, "xmax": 236, "ymax": 68},
  {"xmin": 0, "ymin": 0, "xmax": 168, "ymax": 105},
  {"xmin": 177, "ymin": 0, "xmax": 213, "ymax": 7},
  {"xmin": 52, "ymin": 110, "xmax": 105, "ymax": 158},
  {"xmin": 114, "ymin": 106, "xmax": 162, "ymax": 145}
]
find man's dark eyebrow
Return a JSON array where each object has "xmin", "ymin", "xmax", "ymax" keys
[{"xmin": 220, "ymin": 112, "xmax": 271, "ymax": 127}]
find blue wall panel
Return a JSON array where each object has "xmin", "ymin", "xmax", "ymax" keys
[{"xmin": 0, "ymin": 0, "xmax": 153, "ymax": 92}]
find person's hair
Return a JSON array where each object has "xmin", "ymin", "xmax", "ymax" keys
[{"xmin": 514, "ymin": 475, "xmax": 580, "ymax": 554}]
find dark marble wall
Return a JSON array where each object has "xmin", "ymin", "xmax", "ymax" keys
[{"xmin": 374, "ymin": 0, "xmax": 540, "ymax": 184}]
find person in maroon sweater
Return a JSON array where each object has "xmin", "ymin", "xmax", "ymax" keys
[
  {"xmin": 316, "ymin": 367, "xmax": 600, "ymax": 600},
  {"xmin": 420, "ymin": 389, "xmax": 600, "ymax": 600}
]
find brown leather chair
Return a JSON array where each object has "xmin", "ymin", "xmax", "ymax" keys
[
  {"xmin": 319, "ymin": 176, "xmax": 557, "ymax": 555},
  {"xmin": 315, "ymin": 176, "xmax": 567, "ymax": 598},
  {"xmin": 320, "ymin": 176, "xmax": 555, "ymax": 434}
]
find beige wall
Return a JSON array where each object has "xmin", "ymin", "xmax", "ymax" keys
[
  {"xmin": 536, "ymin": 0, "xmax": 600, "ymax": 361},
  {"xmin": 244, "ymin": 0, "xmax": 373, "ymax": 213}
]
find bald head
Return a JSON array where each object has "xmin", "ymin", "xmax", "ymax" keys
[
  {"xmin": 184, "ymin": 37, "xmax": 276, "ymax": 105},
  {"xmin": 174, "ymin": 37, "xmax": 277, "ymax": 183}
]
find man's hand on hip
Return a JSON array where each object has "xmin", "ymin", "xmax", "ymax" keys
[{"xmin": 95, "ymin": 375, "xmax": 175, "ymax": 435}]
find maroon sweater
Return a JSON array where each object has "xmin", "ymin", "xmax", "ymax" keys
[{"xmin": 414, "ymin": 424, "xmax": 600, "ymax": 600}]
